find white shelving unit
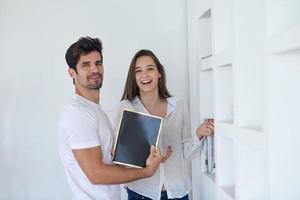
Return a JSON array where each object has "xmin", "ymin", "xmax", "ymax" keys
[
  {"xmin": 265, "ymin": 1, "xmax": 300, "ymax": 199},
  {"xmin": 187, "ymin": 0, "xmax": 300, "ymax": 199}
]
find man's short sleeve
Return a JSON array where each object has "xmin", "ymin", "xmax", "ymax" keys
[{"xmin": 62, "ymin": 105, "xmax": 101, "ymax": 149}]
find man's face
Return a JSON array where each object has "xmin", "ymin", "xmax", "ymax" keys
[{"xmin": 69, "ymin": 51, "xmax": 103, "ymax": 90}]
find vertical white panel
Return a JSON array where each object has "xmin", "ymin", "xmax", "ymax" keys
[{"xmin": 0, "ymin": 0, "xmax": 189, "ymax": 199}]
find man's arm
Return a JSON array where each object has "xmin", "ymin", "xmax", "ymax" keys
[{"xmin": 72, "ymin": 145, "xmax": 161, "ymax": 185}]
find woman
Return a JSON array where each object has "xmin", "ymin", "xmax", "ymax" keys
[{"xmin": 113, "ymin": 49, "xmax": 214, "ymax": 200}]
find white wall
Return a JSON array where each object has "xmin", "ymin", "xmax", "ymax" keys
[{"xmin": 0, "ymin": 0, "xmax": 188, "ymax": 199}]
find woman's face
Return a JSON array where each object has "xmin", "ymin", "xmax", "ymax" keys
[{"xmin": 134, "ymin": 56, "xmax": 162, "ymax": 94}]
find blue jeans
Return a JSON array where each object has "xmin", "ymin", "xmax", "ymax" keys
[{"xmin": 127, "ymin": 188, "xmax": 189, "ymax": 200}]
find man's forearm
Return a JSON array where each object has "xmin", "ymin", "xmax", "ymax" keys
[
  {"xmin": 88, "ymin": 163, "xmax": 150, "ymax": 185},
  {"xmin": 72, "ymin": 146, "xmax": 159, "ymax": 185}
]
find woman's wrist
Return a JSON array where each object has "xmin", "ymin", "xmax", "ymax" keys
[{"xmin": 197, "ymin": 134, "xmax": 204, "ymax": 141}]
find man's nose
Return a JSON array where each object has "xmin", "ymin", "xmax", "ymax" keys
[{"xmin": 91, "ymin": 64, "xmax": 100, "ymax": 72}]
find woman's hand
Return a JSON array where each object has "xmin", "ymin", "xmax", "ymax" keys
[
  {"xmin": 161, "ymin": 146, "xmax": 173, "ymax": 163},
  {"xmin": 196, "ymin": 119, "xmax": 214, "ymax": 140}
]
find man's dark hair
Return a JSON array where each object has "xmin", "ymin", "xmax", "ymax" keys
[{"xmin": 65, "ymin": 37, "xmax": 103, "ymax": 71}]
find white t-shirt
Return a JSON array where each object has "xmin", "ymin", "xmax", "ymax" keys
[{"xmin": 58, "ymin": 94, "xmax": 120, "ymax": 200}]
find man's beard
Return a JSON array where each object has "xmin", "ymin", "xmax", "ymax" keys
[
  {"xmin": 87, "ymin": 81, "xmax": 102, "ymax": 90},
  {"xmin": 86, "ymin": 73, "xmax": 103, "ymax": 90}
]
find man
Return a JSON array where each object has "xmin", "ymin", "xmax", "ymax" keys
[{"xmin": 58, "ymin": 37, "xmax": 163, "ymax": 200}]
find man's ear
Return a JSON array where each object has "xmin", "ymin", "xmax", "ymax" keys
[{"xmin": 68, "ymin": 68, "xmax": 76, "ymax": 79}]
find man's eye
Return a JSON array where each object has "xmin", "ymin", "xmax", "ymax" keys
[{"xmin": 96, "ymin": 61, "xmax": 103, "ymax": 66}]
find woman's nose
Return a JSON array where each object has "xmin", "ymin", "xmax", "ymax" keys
[{"xmin": 141, "ymin": 70, "xmax": 148, "ymax": 77}]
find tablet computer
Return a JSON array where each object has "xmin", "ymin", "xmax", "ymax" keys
[{"xmin": 112, "ymin": 109, "xmax": 163, "ymax": 168}]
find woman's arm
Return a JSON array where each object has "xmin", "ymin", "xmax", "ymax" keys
[{"xmin": 181, "ymin": 102, "xmax": 214, "ymax": 161}]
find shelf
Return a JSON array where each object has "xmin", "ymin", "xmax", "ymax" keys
[
  {"xmin": 236, "ymin": 127, "xmax": 263, "ymax": 147},
  {"xmin": 195, "ymin": 0, "xmax": 211, "ymax": 18},
  {"xmin": 212, "ymin": 0, "xmax": 233, "ymax": 54},
  {"xmin": 215, "ymin": 135, "xmax": 235, "ymax": 192},
  {"xmin": 197, "ymin": 9, "xmax": 212, "ymax": 70},
  {"xmin": 203, "ymin": 172, "xmax": 215, "ymax": 182},
  {"xmin": 213, "ymin": 48, "xmax": 233, "ymax": 68},
  {"xmin": 266, "ymin": 0, "xmax": 300, "ymax": 39},
  {"xmin": 268, "ymin": 26, "xmax": 300, "ymax": 55},
  {"xmin": 219, "ymin": 120, "xmax": 233, "ymax": 124},
  {"xmin": 199, "ymin": 70, "xmax": 214, "ymax": 120},
  {"xmin": 235, "ymin": 142, "xmax": 266, "ymax": 200},
  {"xmin": 215, "ymin": 122, "xmax": 264, "ymax": 147},
  {"xmin": 214, "ymin": 65, "xmax": 233, "ymax": 122},
  {"xmin": 221, "ymin": 185, "xmax": 235, "ymax": 200},
  {"xmin": 216, "ymin": 121, "xmax": 235, "ymax": 139},
  {"xmin": 199, "ymin": 55, "xmax": 212, "ymax": 70},
  {"xmin": 199, "ymin": 171, "xmax": 218, "ymax": 200}
]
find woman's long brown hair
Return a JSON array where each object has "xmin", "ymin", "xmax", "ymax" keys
[{"xmin": 121, "ymin": 49, "xmax": 172, "ymax": 101}]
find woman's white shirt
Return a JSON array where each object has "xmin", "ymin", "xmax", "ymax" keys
[{"xmin": 111, "ymin": 96, "xmax": 204, "ymax": 200}]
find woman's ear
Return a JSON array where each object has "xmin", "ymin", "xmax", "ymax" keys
[{"xmin": 158, "ymin": 72, "xmax": 162, "ymax": 79}]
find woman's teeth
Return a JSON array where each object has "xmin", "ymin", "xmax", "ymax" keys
[{"xmin": 141, "ymin": 80, "xmax": 151, "ymax": 84}]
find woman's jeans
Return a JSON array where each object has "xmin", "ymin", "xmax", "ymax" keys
[{"xmin": 127, "ymin": 188, "xmax": 189, "ymax": 200}]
